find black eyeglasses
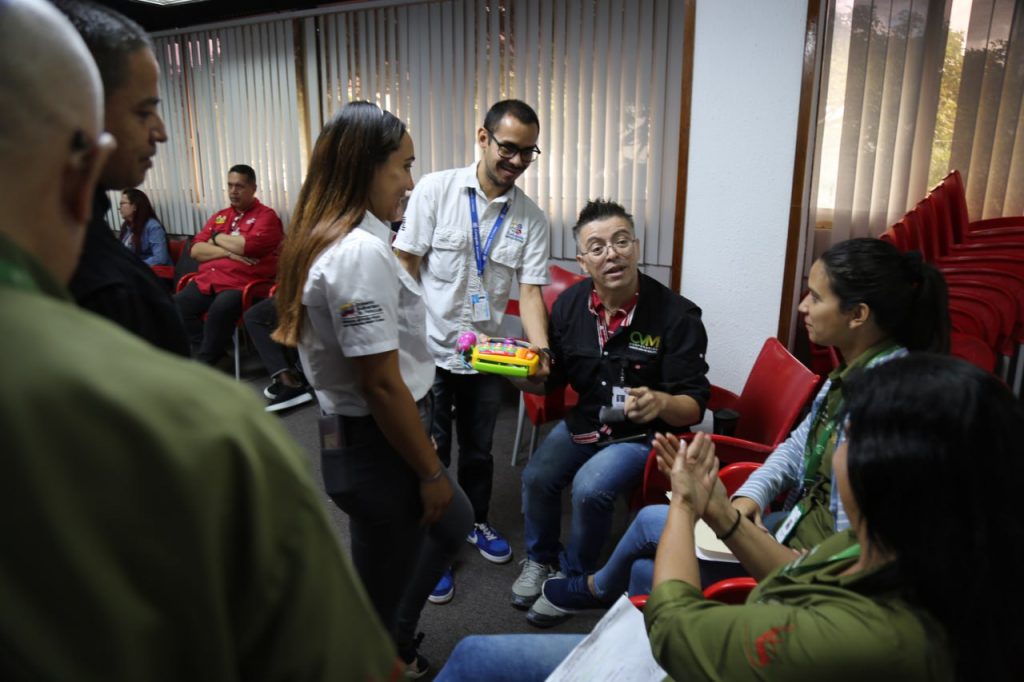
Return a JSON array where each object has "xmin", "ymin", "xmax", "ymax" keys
[{"xmin": 487, "ymin": 129, "xmax": 541, "ymax": 163}]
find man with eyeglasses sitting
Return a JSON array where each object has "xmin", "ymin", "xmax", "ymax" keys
[
  {"xmin": 394, "ymin": 100, "xmax": 552, "ymax": 604},
  {"xmin": 513, "ymin": 199, "xmax": 709, "ymax": 626}
]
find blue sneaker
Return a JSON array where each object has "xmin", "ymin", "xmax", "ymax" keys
[
  {"xmin": 542, "ymin": 575, "xmax": 612, "ymax": 613},
  {"xmin": 428, "ymin": 567, "xmax": 454, "ymax": 604},
  {"xmin": 467, "ymin": 522, "xmax": 512, "ymax": 563}
]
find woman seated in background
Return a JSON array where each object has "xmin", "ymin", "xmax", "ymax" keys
[
  {"xmin": 528, "ymin": 237, "xmax": 949, "ymax": 627},
  {"xmin": 117, "ymin": 188, "xmax": 171, "ymax": 266},
  {"xmin": 271, "ymin": 101, "xmax": 473, "ymax": 678},
  {"xmin": 438, "ymin": 353, "xmax": 1022, "ymax": 680}
]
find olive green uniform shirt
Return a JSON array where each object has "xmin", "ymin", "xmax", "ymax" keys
[
  {"xmin": 645, "ymin": 531, "xmax": 951, "ymax": 681},
  {"xmin": 0, "ymin": 234, "xmax": 397, "ymax": 681}
]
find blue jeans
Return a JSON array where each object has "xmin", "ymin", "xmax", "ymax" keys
[
  {"xmin": 590, "ymin": 504, "xmax": 749, "ymax": 597},
  {"xmin": 522, "ymin": 421, "xmax": 650, "ymax": 576},
  {"xmin": 435, "ymin": 634, "xmax": 585, "ymax": 682}
]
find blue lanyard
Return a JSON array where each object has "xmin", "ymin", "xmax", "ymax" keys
[{"xmin": 467, "ymin": 187, "xmax": 511, "ymax": 278}]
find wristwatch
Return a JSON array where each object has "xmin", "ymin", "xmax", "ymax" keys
[
  {"xmin": 211, "ymin": 232, "xmax": 219, "ymax": 245},
  {"xmin": 540, "ymin": 347, "xmax": 555, "ymax": 365}
]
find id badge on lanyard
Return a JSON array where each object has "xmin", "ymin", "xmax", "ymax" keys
[
  {"xmin": 605, "ymin": 361, "xmax": 629, "ymax": 421},
  {"xmin": 467, "ymin": 189, "xmax": 509, "ymax": 323},
  {"xmin": 471, "ymin": 291, "xmax": 491, "ymax": 322},
  {"xmin": 774, "ymin": 503, "xmax": 804, "ymax": 544}
]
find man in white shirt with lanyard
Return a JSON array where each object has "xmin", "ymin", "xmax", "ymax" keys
[{"xmin": 394, "ymin": 100, "xmax": 551, "ymax": 603}]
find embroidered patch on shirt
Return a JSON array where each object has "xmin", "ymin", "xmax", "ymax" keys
[
  {"xmin": 215, "ymin": 215, "xmax": 227, "ymax": 224},
  {"xmin": 745, "ymin": 624, "xmax": 795, "ymax": 668},
  {"xmin": 505, "ymin": 222, "xmax": 526, "ymax": 243},
  {"xmin": 627, "ymin": 330, "xmax": 661, "ymax": 354},
  {"xmin": 338, "ymin": 301, "xmax": 385, "ymax": 327}
]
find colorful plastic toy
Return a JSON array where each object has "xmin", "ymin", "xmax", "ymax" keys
[{"xmin": 456, "ymin": 332, "xmax": 539, "ymax": 377}]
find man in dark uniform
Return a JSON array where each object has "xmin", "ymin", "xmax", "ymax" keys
[
  {"xmin": 512, "ymin": 199, "xmax": 710, "ymax": 624},
  {"xmin": 59, "ymin": 0, "xmax": 187, "ymax": 357}
]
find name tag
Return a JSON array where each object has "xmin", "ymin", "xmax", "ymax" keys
[
  {"xmin": 774, "ymin": 504, "xmax": 803, "ymax": 544},
  {"xmin": 471, "ymin": 292, "xmax": 491, "ymax": 322}
]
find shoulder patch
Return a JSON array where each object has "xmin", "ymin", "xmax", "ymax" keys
[
  {"xmin": 338, "ymin": 300, "xmax": 385, "ymax": 327},
  {"xmin": 745, "ymin": 624, "xmax": 795, "ymax": 668}
]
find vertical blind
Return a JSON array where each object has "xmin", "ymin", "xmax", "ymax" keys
[
  {"xmin": 950, "ymin": 0, "xmax": 1024, "ymax": 219},
  {"xmin": 809, "ymin": 0, "xmax": 1023, "ymax": 256},
  {"xmin": 140, "ymin": 0, "xmax": 685, "ymax": 272}
]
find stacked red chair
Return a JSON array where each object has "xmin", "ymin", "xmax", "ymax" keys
[{"xmin": 879, "ymin": 170, "xmax": 1024, "ymax": 391}]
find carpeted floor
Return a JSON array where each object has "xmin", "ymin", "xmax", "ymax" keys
[{"xmin": 238, "ymin": 357, "xmax": 618, "ymax": 678}]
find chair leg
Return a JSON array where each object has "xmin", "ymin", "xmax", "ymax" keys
[
  {"xmin": 233, "ymin": 327, "xmax": 240, "ymax": 380},
  {"xmin": 511, "ymin": 395, "xmax": 527, "ymax": 466},
  {"xmin": 528, "ymin": 424, "xmax": 538, "ymax": 457}
]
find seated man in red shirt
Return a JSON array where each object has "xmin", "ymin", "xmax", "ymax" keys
[{"xmin": 176, "ymin": 164, "xmax": 284, "ymax": 365}]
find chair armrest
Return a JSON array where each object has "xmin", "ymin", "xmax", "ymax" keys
[
  {"xmin": 687, "ymin": 434, "xmax": 774, "ymax": 465},
  {"xmin": 707, "ymin": 385, "xmax": 739, "ymax": 413},
  {"xmin": 175, "ymin": 271, "xmax": 198, "ymax": 293},
  {"xmin": 241, "ymin": 279, "xmax": 275, "ymax": 309},
  {"xmin": 703, "ymin": 576, "xmax": 758, "ymax": 604}
]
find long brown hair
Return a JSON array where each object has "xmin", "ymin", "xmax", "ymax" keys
[
  {"xmin": 272, "ymin": 101, "xmax": 407, "ymax": 346},
  {"xmin": 119, "ymin": 188, "xmax": 162, "ymax": 255}
]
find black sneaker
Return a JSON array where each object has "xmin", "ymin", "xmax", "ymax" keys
[
  {"xmin": 399, "ymin": 633, "xmax": 430, "ymax": 679},
  {"xmin": 263, "ymin": 379, "xmax": 283, "ymax": 399},
  {"xmin": 265, "ymin": 384, "xmax": 313, "ymax": 413}
]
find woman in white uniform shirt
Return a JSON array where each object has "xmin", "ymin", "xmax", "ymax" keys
[{"xmin": 274, "ymin": 101, "xmax": 473, "ymax": 677}]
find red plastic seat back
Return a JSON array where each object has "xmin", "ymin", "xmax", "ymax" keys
[
  {"xmin": 544, "ymin": 264, "xmax": 586, "ymax": 310},
  {"xmin": 519, "ymin": 264, "xmax": 587, "ymax": 428},
  {"xmin": 941, "ymin": 170, "xmax": 973, "ymax": 244},
  {"xmin": 168, "ymin": 238, "xmax": 188, "ymax": 264},
  {"xmin": 948, "ymin": 295, "xmax": 1002, "ymax": 350},
  {"xmin": 950, "ymin": 331, "xmax": 998, "ymax": 373},
  {"xmin": 731, "ymin": 338, "xmax": 820, "ymax": 447},
  {"xmin": 718, "ymin": 462, "xmax": 760, "ymax": 496},
  {"xmin": 703, "ymin": 577, "xmax": 758, "ymax": 604}
]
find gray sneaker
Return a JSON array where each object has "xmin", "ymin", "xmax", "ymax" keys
[
  {"xmin": 526, "ymin": 593, "xmax": 571, "ymax": 628},
  {"xmin": 511, "ymin": 559, "xmax": 558, "ymax": 610}
]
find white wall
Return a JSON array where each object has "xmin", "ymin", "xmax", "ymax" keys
[{"xmin": 682, "ymin": 0, "xmax": 808, "ymax": 393}]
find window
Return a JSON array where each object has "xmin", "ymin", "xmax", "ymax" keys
[{"xmin": 807, "ymin": 0, "xmax": 1022, "ymax": 256}]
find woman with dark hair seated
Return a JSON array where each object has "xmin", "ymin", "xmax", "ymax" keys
[
  {"xmin": 117, "ymin": 188, "xmax": 171, "ymax": 266},
  {"xmin": 437, "ymin": 354, "xmax": 1022, "ymax": 680},
  {"xmin": 529, "ymin": 237, "xmax": 949, "ymax": 627}
]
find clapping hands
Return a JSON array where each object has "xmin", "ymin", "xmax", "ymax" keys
[{"xmin": 653, "ymin": 431, "xmax": 727, "ymax": 518}]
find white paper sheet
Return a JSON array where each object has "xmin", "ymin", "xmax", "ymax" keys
[{"xmin": 545, "ymin": 595, "xmax": 667, "ymax": 682}]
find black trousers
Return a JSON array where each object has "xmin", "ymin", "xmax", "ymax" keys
[
  {"xmin": 174, "ymin": 281, "xmax": 242, "ymax": 364},
  {"xmin": 242, "ymin": 297, "xmax": 297, "ymax": 378},
  {"xmin": 430, "ymin": 368, "xmax": 505, "ymax": 524},
  {"xmin": 320, "ymin": 399, "xmax": 473, "ymax": 659}
]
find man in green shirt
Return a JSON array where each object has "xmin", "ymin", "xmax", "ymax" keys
[{"xmin": 0, "ymin": 2, "xmax": 398, "ymax": 679}]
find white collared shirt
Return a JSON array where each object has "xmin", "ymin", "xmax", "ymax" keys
[
  {"xmin": 298, "ymin": 211, "xmax": 434, "ymax": 416},
  {"xmin": 393, "ymin": 164, "xmax": 551, "ymax": 372}
]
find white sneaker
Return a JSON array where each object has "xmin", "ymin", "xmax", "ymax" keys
[{"xmin": 510, "ymin": 558, "xmax": 558, "ymax": 609}]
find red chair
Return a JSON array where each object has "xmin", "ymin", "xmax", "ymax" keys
[
  {"xmin": 510, "ymin": 263, "xmax": 587, "ymax": 464},
  {"xmin": 176, "ymin": 273, "xmax": 274, "ymax": 379},
  {"xmin": 939, "ymin": 170, "xmax": 1024, "ymax": 243},
  {"xmin": 951, "ymin": 331, "xmax": 998, "ymax": 373},
  {"xmin": 150, "ymin": 237, "xmax": 189, "ymax": 284},
  {"xmin": 640, "ymin": 338, "xmax": 820, "ymax": 506},
  {"xmin": 703, "ymin": 576, "xmax": 758, "ymax": 604},
  {"xmin": 717, "ymin": 462, "xmax": 762, "ymax": 497},
  {"xmin": 630, "ymin": 576, "xmax": 759, "ymax": 611}
]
